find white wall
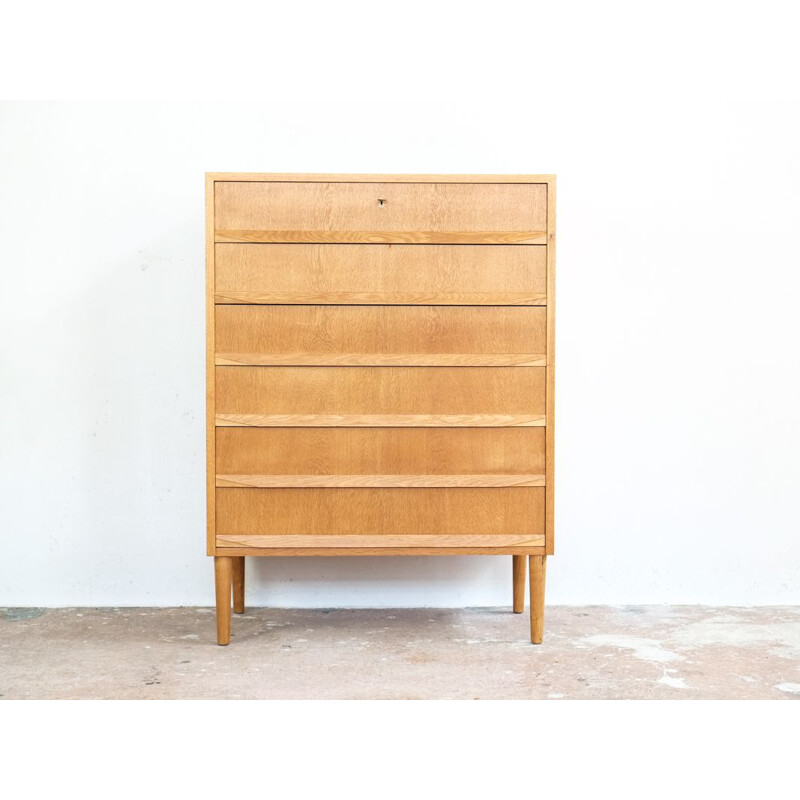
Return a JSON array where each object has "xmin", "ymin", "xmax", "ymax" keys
[{"xmin": 2, "ymin": 4, "xmax": 799, "ymax": 606}]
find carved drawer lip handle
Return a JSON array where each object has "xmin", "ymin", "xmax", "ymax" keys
[
  {"xmin": 214, "ymin": 229, "xmax": 548, "ymax": 245},
  {"xmin": 215, "ymin": 474, "xmax": 546, "ymax": 488},
  {"xmin": 214, "ymin": 413, "xmax": 547, "ymax": 428},
  {"xmin": 214, "ymin": 352, "xmax": 547, "ymax": 367}
]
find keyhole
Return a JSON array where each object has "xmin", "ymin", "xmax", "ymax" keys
[{"xmin": 377, "ymin": 198, "xmax": 386, "ymax": 207}]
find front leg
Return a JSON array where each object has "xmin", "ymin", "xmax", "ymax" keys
[
  {"xmin": 215, "ymin": 556, "xmax": 233, "ymax": 645},
  {"xmin": 529, "ymin": 555, "xmax": 546, "ymax": 644}
]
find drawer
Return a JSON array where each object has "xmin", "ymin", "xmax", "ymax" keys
[
  {"xmin": 214, "ymin": 182, "xmax": 547, "ymax": 243},
  {"xmin": 215, "ymin": 305, "xmax": 546, "ymax": 366},
  {"xmin": 215, "ymin": 487, "xmax": 545, "ymax": 537},
  {"xmin": 215, "ymin": 428, "xmax": 546, "ymax": 487},
  {"xmin": 215, "ymin": 366, "xmax": 545, "ymax": 427},
  {"xmin": 214, "ymin": 244, "xmax": 546, "ymax": 305}
]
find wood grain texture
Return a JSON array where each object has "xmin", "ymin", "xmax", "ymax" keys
[
  {"xmin": 216, "ymin": 427, "xmax": 545, "ymax": 477},
  {"xmin": 546, "ymin": 177, "xmax": 556, "ymax": 555},
  {"xmin": 205, "ymin": 173, "xmax": 555, "ymax": 632},
  {"xmin": 513, "ymin": 555, "xmax": 526, "ymax": 613},
  {"xmin": 205, "ymin": 175, "xmax": 216, "ymax": 556},
  {"xmin": 216, "ymin": 474, "xmax": 545, "ymax": 488},
  {"xmin": 529, "ymin": 555, "xmax": 547, "ymax": 644},
  {"xmin": 215, "ymin": 243, "xmax": 546, "ymax": 306},
  {"xmin": 214, "ymin": 546, "xmax": 547, "ymax": 557},
  {"xmin": 232, "ymin": 557, "xmax": 245, "ymax": 614},
  {"xmin": 214, "ymin": 556, "xmax": 232, "ymax": 645},
  {"xmin": 216, "ymin": 291, "xmax": 546, "ymax": 306},
  {"xmin": 216, "ymin": 535, "xmax": 545, "ymax": 549},
  {"xmin": 215, "ymin": 182, "xmax": 547, "ymax": 234},
  {"xmin": 215, "ymin": 413, "xmax": 545, "ymax": 427},
  {"xmin": 215, "ymin": 305, "xmax": 546, "ymax": 365},
  {"xmin": 215, "ymin": 366, "xmax": 545, "ymax": 417},
  {"xmin": 215, "ymin": 353, "xmax": 545, "ymax": 367},
  {"xmin": 216, "ymin": 487, "xmax": 545, "ymax": 536},
  {"xmin": 216, "ymin": 230, "xmax": 545, "ymax": 244},
  {"xmin": 208, "ymin": 173, "xmax": 555, "ymax": 183}
]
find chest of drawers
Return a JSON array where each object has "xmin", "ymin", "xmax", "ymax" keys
[{"xmin": 206, "ymin": 173, "xmax": 555, "ymax": 645}]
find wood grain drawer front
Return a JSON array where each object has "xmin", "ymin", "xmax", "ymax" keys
[
  {"xmin": 215, "ymin": 366, "xmax": 545, "ymax": 427},
  {"xmin": 215, "ymin": 306, "xmax": 546, "ymax": 366},
  {"xmin": 216, "ymin": 428, "xmax": 545, "ymax": 487},
  {"xmin": 216, "ymin": 487, "xmax": 545, "ymax": 537},
  {"xmin": 215, "ymin": 182, "xmax": 547, "ymax": 243},
  {"xmin": 215, "ymin": 244, "xmax": 546, "ymax": 305}
]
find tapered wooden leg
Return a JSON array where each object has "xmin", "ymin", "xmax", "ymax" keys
[
  {"xmin": 529, "ymin": 555, "xmax": 547, "ymax": 644},
  {"xmin": 232, "ymin": 557, "xmax": 245, "ymax": 614},
  {"xmin": 512, "ymin": 555, "xmax": 526, "ymax": 613},
  {"xmin": 215, "ymin": 556, "xmax": 233, "ymax": 646}
]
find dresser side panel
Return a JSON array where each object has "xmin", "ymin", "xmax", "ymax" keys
[
  {"xmin": 206, "ymin": 175, "xmax": 217, "ymax": 555},
  {"xmin": 545, "ymin": 178, "xmax": 556, "ymax": 555}
]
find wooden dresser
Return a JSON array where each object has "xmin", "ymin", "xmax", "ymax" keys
[{"xmin": 206, "ymin": 173, "xmax": 555, "ymax": 645}]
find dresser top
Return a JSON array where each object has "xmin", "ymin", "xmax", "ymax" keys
[{"xmin": 206, "ymin": 173, "xmax": 555, "ymax": 184}]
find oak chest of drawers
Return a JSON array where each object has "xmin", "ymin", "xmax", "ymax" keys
[{"xmin": 206, "ymin": 173, "xmax": 555, "ymax": 645}]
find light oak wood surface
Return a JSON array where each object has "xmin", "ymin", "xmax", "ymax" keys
[
  {"xmin": 208, "ymin": 172, "xmax": 555, "ymax": 183},
  {"xmin": 232, "ymin": 557, "xmax": 245, "ymax": 614},
  {"xmin": 216, "ymin": 292, "xmax": 548, "ymax": 306},
  {"xmin": 214, "ymin": 556, "xmax": 232, "ymax": 645},
  {"xmin": 513, "ymin": 555, "xmax": 527, "ymax": 613},
  {"xmin": 216, "ymin": 353, "xmax": 546, "ymax": 367},
  {"xmin": 216, "ymin": 474, "xmax": 545, "ymax": 488},
  {"xmin": 215, "ymin": 181, "xmax": 547, "ymax": 234},
  {"xmin": 215, "ymin": 413, "xmax": 546, "ymax": 428},
  {"xmin": 216, "ymin": 534, "xmax": 545, "ymax": 549},
  {"xmin": 545, "ymin": 179, "xmax": 556, "ymax": 556},
  {"xmin": 529, "ymin": 556, "xmax": 547, "ymax": 644},
  {"xmin": 216, "ymin": 230, "xmax": 546, "ymax": 244},
  {"xmin": 214, "ymin": 546, "xmax": 547, "ymax": 557},
  {"xmin": 205, "ymin": 176, "xmax": 216, "ymax": 556},
  {"xmin": 216, "ymin": 487, "xmax": 544, "ymax": 536},
  {"xmin": 214, "ymin": 243, "xmax": 546, "ymax": 306},
  {"xmin": 217, "ymin": 426, "xmax": 543, "ymax": 473},
  {"xmin": 215, "ymin": 305, "xmax": 545, "ymax": 364},
  {"xmin": 205, "ymin": 173, "xmax": 555, "ymax": 645},
  {"xmin": 215, "ymin": 366, "xmax": 544, "ymax": 417}
]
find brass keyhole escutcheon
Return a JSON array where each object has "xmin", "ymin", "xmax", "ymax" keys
[{"xmin": 377, "ymin": 198, "xmax": 386, "ymax": 206}]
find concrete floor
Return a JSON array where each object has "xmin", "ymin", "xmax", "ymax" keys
[{"xmin": 2, "ymin": 605, "xmax": 799, "ymax": 699}]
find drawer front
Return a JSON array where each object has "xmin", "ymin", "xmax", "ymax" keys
[
  {"xmin": 215, "ymin": 182, "xmax": 547, "ymax": 243},
  {"xmin": 215, "ymin": 305, "xmax": 546, "ymax": 366},
  {"xmin": 215, "ymin": 244, "xmax": 546, "ymax": 305},
  {"xmin": 215, "ymin": 427, "xmax": 545, "ymax": 487},
  {"xmin": 216, "ymin": 487, "xmax": 544, "ymax": 536},
  {"xmin": 215, "ymin": 366, "xmax": 545, "ymax": 426}
]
